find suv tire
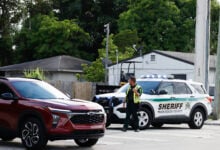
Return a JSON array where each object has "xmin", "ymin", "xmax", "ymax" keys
[
  {"xmin": 137, "ymin": 108, "xmax": 152, "ymax": 130},
  {"xmin": 188, "ymin": 108, "xmax": 205, "ymax": 129},
  {"xmin": 20, "ymin": 118, "xmax": 48, "ymax": 149},
  {"xmin": 151, "ymin": 123, "xmax": 164, "ymax": 128},
  {"xmin": 75, "ymin": 139, "xmax": 99, "ymax": 147}
]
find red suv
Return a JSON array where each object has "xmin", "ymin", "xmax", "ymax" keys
[{"xmin": 0, "ymin": 77, "xmax": 106, "ymax": 149}]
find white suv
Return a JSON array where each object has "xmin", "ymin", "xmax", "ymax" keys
[{"xmin": 93, "ymin": 77, "xmax": 213, "ymax": 129}]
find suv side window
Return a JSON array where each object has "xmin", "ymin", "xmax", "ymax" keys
[
  {"xmin": 158, "ymin": 82, "xmax": 174, "ymax": 94},
  {"xmin": 191, "ymin": 84, "xmax": 206, "ymax": 94},
  {"xmin": 173, "ymin": 82, "xmax": 192, "ymax": 94},
  {"xmin": 0, "ymin": 83, "xmax": 14, "ymax": 98}
]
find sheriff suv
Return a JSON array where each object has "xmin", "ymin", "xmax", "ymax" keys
[
  {"xmin": 93, "ymin": 75, "xmax": 212, "ymax": 130},
  {"xmin": 0, "ymin": 77, "xmax": 106, "ymax": 149}
]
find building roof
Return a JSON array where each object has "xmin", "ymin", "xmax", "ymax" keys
[
  {"xmin": 0, "ymin": 55, "xmax": 91, "ymax": 72},
  {"xmin": 110, "ymin": 50, "xmax": 217, "ymax": 69},
  {"xmin": 154, "ymin": 50, "xmax": 216, "ymax": 68}
]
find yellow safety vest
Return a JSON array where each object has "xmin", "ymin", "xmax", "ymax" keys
[{"xmin": 126, "ymin": 85, "xmax": 142, "ymax": 104}]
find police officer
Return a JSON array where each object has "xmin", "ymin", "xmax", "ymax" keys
[{"xmin": 122, "ymin": 76, "xmax": 143, "ymax": 132}]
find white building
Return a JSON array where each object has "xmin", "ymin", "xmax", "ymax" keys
[{"xmin": 108, "ymin": 50, "xmax": 216, "ymax": 87}]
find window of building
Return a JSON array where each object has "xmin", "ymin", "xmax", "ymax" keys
[
  {"xmin": 150, "ymin": 55, "xmax": 156, "ymax": 61},
  {"xmin": 172, "ymin": 74, "xmax": 187, "ymax": 80}
]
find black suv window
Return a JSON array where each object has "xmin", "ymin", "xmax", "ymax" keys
[
  {"xmin": 158, "ymin": 82, "xmax": 174, "ymax": 94},
  {"xmin": 0, "ymin": 83, "xmax": 14, "ymax": 97},
  {"xmin": 173, "ymin": 82, "xmax": 192, "ymax": 94},
  {"xmin": 118, "ymin": 81, "xmax": 160, "ymax": 95}
]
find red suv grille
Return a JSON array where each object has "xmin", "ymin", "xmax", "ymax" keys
[{"xmin": 70, "ymin": 113, "xmax": 104, "ymax": 124}]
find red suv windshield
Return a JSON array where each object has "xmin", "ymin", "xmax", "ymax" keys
[{"xmin": 11, "ymin": 80, "xmax": 70, "ymax": 100}]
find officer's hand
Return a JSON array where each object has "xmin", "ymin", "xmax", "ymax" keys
[
  {"xmin": 133, "ymin": 88, "xmax": 137, "ymax": 93},
  {"xmin": 133, "ymin": 89, "xmax": 140, "ymax": 96}
]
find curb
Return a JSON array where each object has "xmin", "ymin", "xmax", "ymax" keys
[{"xmin": 204, "ymin": 121, "xmax": 220, "ymax": 126}]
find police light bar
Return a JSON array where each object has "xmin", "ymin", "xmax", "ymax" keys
[{"xmin": 140, "ymin": 74, "xmax": 174, "ymax": 79}]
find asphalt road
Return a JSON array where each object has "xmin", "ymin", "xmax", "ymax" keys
[{"xmin": 1, "ymin": 124, "xmax": 220, "ymax": 150}]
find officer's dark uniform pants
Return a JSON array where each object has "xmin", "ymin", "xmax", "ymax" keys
[{"xmin": 124, "ymin": 102, "xmax": 139, "ymax": 130}]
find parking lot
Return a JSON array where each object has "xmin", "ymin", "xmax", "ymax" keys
[{"xmin": 1, "ymin": 124, "xmax": 220, "ymax": 150}]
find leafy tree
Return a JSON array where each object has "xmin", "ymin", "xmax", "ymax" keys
[
  {"xmin": 98, "ymin": 33, "xmax": 136, "ymax": 63},
  {"xmin": 173, "ymin": 0, "xmax": 219, "ymax": 53},
  {"xmin": 173, "ymin": 0, "xmax": 196, "ymax": 52},
  {"xmin": 82, "ymin": 33, "xmax": 137, "ymax": 82},
  {"xmin": 0, "ymin": 0, "xmax": 23, "ymax": 65},
  {"xmin": 14, "ymin": 15, "xmax": 91, "ymax": 62},
  {"xmin": 118, "ymin": 0, "xmax": 184, "ymax": 52},
  {"xmin": 210, "ymin": 0, "xmax": 220, "ymax": 54},
  {"xmin": 81, "ymin": 59, "xmax": 105, "ymax": 82},
  {"xmin": 98, "ymin": 34, "xmax": 119, "ymax": 63},
  {"xmin": 118, "ymin": 0, "xmax": 220, "ymax": 53},
  {"xmin": 114, "ymin": 29, "xmax": 140, "ymax": 52},
  {"xmin": 24, "ymin": 0, "xmax": 53, "ymax": 16},
  {"xmin": 22, "ymin": 0, "xmax": 54, "ymax": 29},
  {"xmin": 52, "ymin": 0, "xmax": 129, "ymax": 57}
]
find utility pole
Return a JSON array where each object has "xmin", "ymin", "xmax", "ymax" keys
[
  {"xmin": 194, "ymin": 0, "xmax": 210, "ymax": 91},
  {"xmin": 104, "ymin": 23, "xmax": 110, "ymax": 84},
  {"xmin": 116, "ymin": 49, "xmax": 119, "ymax": 85},
  {"xmin": 214, "ymin": 10, "xmax": 220, "ymax": 120}
]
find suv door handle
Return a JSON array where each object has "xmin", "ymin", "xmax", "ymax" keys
[
  {"xmin": 190, "ymin": 96, "xmax": 195, "ymax": 98},
  {"xmin": 170, "ymin": 97, "xmax": 176, "ymax": 99}
]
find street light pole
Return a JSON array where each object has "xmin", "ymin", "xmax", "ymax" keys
[{"xmin": 104, "ymin": 23, "xmax": 110, "ymax": 84}]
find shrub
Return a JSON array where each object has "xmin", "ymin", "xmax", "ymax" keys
[{"xmin": 23, "ymin": 68, "xmax": 46, "ymax": 80}]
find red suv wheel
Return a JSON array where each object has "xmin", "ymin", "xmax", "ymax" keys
[{"xmin": 20, "ymin": 118, "xmax": 48, "ymax": 149}]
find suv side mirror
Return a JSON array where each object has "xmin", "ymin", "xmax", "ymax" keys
[
  {"xmin": 158, "ymin": 90, "xmax": 168, "ymax": 95},
  {"xmin": 1, "ymin": 92, "xmax": 15, "ymax": 100}
]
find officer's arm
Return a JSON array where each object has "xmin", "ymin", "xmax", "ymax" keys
[
  {"xmin": 123, "ymin": 94, "xmax": 128, "ymax": 103},
  {"xmin": 137, "ymin": 87, "xmax": 143, "ymax": 96}
]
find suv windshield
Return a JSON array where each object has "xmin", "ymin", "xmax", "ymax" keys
[
  {"xmin": 11, "ymin": 81, "xmax": 69, "ymax": 100},
  {"xmin": 118, "ymin": 81, "xmax": 161, "ymax": 94}
]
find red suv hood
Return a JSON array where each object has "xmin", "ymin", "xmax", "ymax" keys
[{"xmin": 27, "ymin": 98, "xmax": 103, "ymax": 111}]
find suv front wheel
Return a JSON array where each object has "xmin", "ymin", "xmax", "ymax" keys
[
  {"xmin": 20, "ymin": 118, "xmax": 48, "ymax": 149},
  {"xmin": 188, "ymin": 108, "xmax": 205, "ymax": 129},
  {"xmin": 137, "ymin": 108, "xmax": 152, "ymax": 130},
  {"xmin": 75, "ymin": 139, "xmax": 99, "ymax": 147}
]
